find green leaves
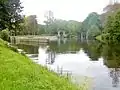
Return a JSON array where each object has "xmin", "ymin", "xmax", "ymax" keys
[
  {"xmin": 88, "ymin": 25, "xmax": 101, "ymax": 39},
  {"xmin": 0, "ymin": 0, "xmax": 23, "ymax": 35},
  {"xmin": 0, "ymin": 29, "xmax": 9, "ymax": 41},
  {"xmin": 103, "ymin": 10, "xmax": 120, "ymax": 43}
]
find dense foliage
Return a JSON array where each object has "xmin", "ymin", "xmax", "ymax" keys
[
  {"xmin": 0, "ymin": 29, "xmax": 9, "ymax": 41},
  {"xmin": 0, "ymin": 0, "xmax": 23, "ymax": 35},
  {"xmin": 103, "ymin": 10, "xmax": 120, "ymax": 43}
]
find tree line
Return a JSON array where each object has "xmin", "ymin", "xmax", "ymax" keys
[
  {"xmin": 0, "ymin": 0, "xmax": 102, "ymax": 40},
  {"xmin": 1, "ymin": 0, "xmax": 120, "ymax": 43}
]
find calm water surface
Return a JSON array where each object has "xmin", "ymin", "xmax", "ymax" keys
[{"xmin": 15, "ymin": 39, "xmax": 120, "ymax": 90}]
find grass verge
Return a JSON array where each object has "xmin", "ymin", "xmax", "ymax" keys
[{"xmin": 0, "ymin": 39, "xmax": 79, "ymax": 90}]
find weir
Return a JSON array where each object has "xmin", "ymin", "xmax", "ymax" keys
[{"xmin": 10, "ymin": 35, "xmax": 57, "ymax": 44}]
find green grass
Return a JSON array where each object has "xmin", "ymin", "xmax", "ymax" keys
[{"xmin": 0, "ymin": 39, "xmax": 79, "ymax": 90}]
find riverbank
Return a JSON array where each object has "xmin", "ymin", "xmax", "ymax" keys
[{"xmin": 0, "ymin": 39, "xmax": 80, "ymax": 90}]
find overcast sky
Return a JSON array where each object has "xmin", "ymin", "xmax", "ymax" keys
[{"xmin": 21, "ymin": 0, "xmax": 110, "ymax": 24}]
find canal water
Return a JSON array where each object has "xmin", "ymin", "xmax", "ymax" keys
[{"xmin": 14, "ymin": 39, "xmax": 120, "ymax": 90}]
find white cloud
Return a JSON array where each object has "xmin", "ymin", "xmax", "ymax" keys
[{"xmin": 21, "ymin": 0, "xmax": 110, "ymax": 24}]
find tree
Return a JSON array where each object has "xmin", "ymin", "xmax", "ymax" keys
[
  {"xmin": 24, "ymin": 15, "xmax": 38, "ymax": 35},
  {"xmin": 88, "ymin": 25, "xmax": 101, "ymax": 39},
  {"xmin": 44, "ymin": 10, "xmax": 55, "ymax": 34},
  {"xmin": 44, "ymin": 10, "xmax": 54, "ymax": 25},
  {"xmin": 103, "ymin": 10, "xmax": 120, "ymax": 43},
  {"xmin": 38, "ymin": 24, "xmax": 46, "ymax": 35},
  {"xmin": 80, "ymin": 12, "xmax": 102, "ymax": 39},
  {"xmin": 103, "ymin": 3, "xmax": 120, "ymax": 13},
  {"xmin": 67, "ymin": 20, "xmax": 82, "ymax": 35},
  {"xmin": 101, "ymin": 2, "xmax": 120, "ymax": 26},
  {"xmin": 0, "ymin": 0, "xmax": 23, "ymax": 35}
]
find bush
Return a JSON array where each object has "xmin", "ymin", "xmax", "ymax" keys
[{"xmin": 0, "ymin": 29, "xmax": 10, "ymax": 41}]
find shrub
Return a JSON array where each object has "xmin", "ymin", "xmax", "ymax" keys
[{"xmin": 0, "ymin": 29, "xmax": 10, "ymax": 41}]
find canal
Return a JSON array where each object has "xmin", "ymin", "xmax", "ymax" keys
[{"xmin": 13, "ymin": 39, "xmax": 120, "ymax": 90}]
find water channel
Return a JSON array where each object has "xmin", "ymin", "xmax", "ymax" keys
[{"xmin": 13, "ymin": 39, "xmax": 120, "ymax": 90}]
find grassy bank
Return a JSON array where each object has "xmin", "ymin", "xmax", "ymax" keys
[{"xmin": 0, "ymin": 39, "xmax": 79, "ymax": 90}]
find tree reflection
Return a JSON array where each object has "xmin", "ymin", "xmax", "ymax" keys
[
  {"xmin": 46, "ymin": 50, "xmax": 56, "ymax": 64},
  {"xmin": 49, "ymin": 39, "xmax": 102, "ymax": 61},
  {"xmin": 109, "ymin": 68, "xmax": 120, "ymax": 87},
  {"xmin": 102, "ymin": 43, "xmax": 120, "ymax": 87},
  {"xmin": 85, "ymin": 40, "xmax": 102, "ymax": 61},
  {"xmin": 84, "ymin": 41, "xmax": 120, "ymax": 87},
  {"xmin": 79, "ymin": 40, "xmax": 102, "ymax": 61},
  {"xmin": 49, "ymin": 39, "xmax": 82, "ymax": 53},
  {"xmin": 16, "ymin": 44, "xmax": 39, "ymax": 54}
]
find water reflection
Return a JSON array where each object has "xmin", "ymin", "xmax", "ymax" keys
[
  {"xmin": 46, "ymin": 49, "xmax": 56, "ymax": 64},
  {"xmin": 109, "ymin": 68, "xmax": 120, "ymax": 87},
  {"xmin": 102, "ymin": 43, "xmax": 120, "ymax": 88},
  {"xmin": 16, "ymin": 44, "xmax": 39, "ymax": 54},
  {"xmin": 14, "ymin": 39, "xmax": 120, "ymax": 90}
]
